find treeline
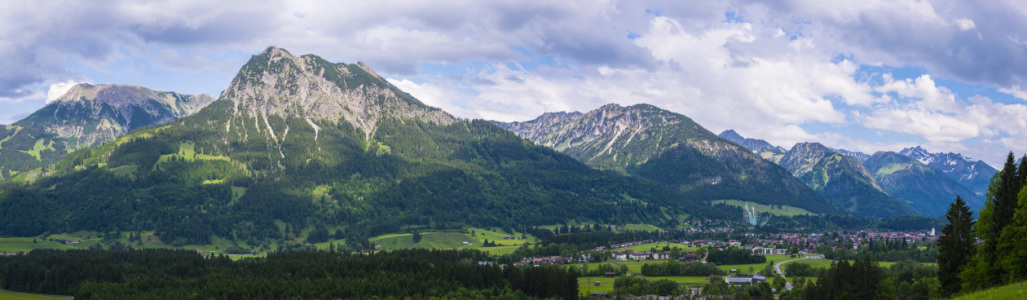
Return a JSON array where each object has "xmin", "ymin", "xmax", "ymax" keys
[
  {"xmin": 0, "ymin": 248, "xmax": 577, "ymax": 299},
  {"xmin": 818, "ymin": 240, "xmax": 938, "ymax": 263},
  {"xmin": 758, "ymin": 214, "xmax": 941, "ymax": 233},
  {"xmin": 780, "ymin": 256, "xmax": 939, "ymax": 300},
  {"xmin": 706, "ymin": 248, "xmax": 766, "ymax": 265},
  {"xmin": 640, "ymin": 260, "xmax": 721, "ymax": 276},
  {"xmin": 613, "ymin": 276, "xmax": 690, "ymax": 297},
  {"xmin": 937, "ymin": 152, "xmax": 1027, "ymax": 297}
]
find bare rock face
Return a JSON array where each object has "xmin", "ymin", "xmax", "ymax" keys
[
  {"xmin": 42, "ymin": 83, "xmax": 214, "ymax": 147},
  {"xmin": 220, "ymin": 46, "xmax": 454, "ymax": 137}
]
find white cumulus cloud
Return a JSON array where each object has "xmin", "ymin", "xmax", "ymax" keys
[
  {"xmin": 46, "ymin": 81, "xmax": 88, "ymax": 103},
  {"xmin": 955, "ymin": 17, "xmax": 976, "ymax": 30}
]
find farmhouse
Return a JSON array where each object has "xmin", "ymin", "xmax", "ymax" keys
[{"xmin": 725, "ymin": 276, "xmax": 765, "ymax": 286}]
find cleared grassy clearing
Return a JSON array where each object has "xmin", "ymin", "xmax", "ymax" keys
[
  {"xmin": 19, "ymin": 139, "xmax": 55, "ymax": 161},
  {"xmin": 711, "ymin": 200, "xmax": 816, "ymax": 217},
  {"xmin": 369, "ymin": 227, "xmax": 536, "ymax": 256},
  {"xmin": 577, "ymin": 276, "xmax": 616, "ymax": 296}
]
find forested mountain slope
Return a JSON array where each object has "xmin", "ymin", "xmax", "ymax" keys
[
  {"xmin": 866, "ymin": 152, "xmax": 982, "ymax": 216},
  {"xmin": 777, "ymin": 142, "xmax": 915, "ymax": 218},
  {"xmin": 0, "ymin": 47, "xmax": 728, "ymax": 246},
  {"xmin": 497, "ymin": 104, "xmax": 836, "ymax": 214},
  {"xmin": 899, "ymin": 146, "xmax": 997, "ymax": 198},
  {"xmin": 0, "ymin": 84, "xmax": 212, "ymax": 178}
]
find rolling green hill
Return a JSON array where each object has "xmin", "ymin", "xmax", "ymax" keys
[{"xmin": 0, "ymin": 47, "xmax": 731, "ymax": 247}]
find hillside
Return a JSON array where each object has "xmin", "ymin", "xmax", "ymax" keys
[
  {"xmin": 865, "ymin": 152, "xmax": 982, "ymax": 216},
  {"xmin": 0, "ymin": 47, "xmax": 725, "ymax": 246},
  {"xmin": 497, "ymin": 104, "xmax": 836, "ymax": 214},
  {"xmin": 778, "ymin": 143, "xmax": 915, "ymax": 218},
  {"xmin": 0, "ymin": 84, "xmax": 212, "ymax": 178},
  {"xmin": 952, "ymin": 280, "xmax": 1027, "ymax": 300}
]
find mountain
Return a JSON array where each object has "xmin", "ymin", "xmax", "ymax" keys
[
  {"xmin": 0, "ymin": 47, "xmax": 723, "ymax": 245},
  {"xmin": 898, "ymin": 146, "xmax": 997, "ymax": 197},
  {"xmin": 865, "ymin": 151, "xmax": 983, "ymax": 216},
  {"xmin": 718, "ymin": 129, "xmax": 774, "ymax": 152},
  {"xmin": 758, "ymin": 146, "xmax": 788, "ymax": 164},
  {"xmin": 497, "ymin": 104, "xmax": 836, "ymax": 214},
  {"xmin": 0, "ymin": 84, "xmax": 213, "ymax": 178},
  {"xmin": 777, "ymin": 142, "xmax": 915, "ymax": 218},
  {"xmin": 834, "ymin": 149, "xmax": 871, "ymax": 162}
]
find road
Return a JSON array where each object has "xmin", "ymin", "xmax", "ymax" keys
[{"xmin": 773, "ymin": 255, "xmax": 824, "ymax": 291}]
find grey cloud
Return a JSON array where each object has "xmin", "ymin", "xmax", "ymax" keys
[{"xmin": 734, "ymin": 0, "xmax": 1027, "ymax": 87}]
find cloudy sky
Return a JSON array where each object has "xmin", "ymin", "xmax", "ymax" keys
[{"xmin": 2, "ymin": 0, "xmax": 1027, "ymax": 167}]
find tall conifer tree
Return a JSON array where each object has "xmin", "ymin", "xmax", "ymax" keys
[
  {"xmin": 938, "ymin": 196, "xmax": 975, "ymax": 297},
  {"xmin": 963, "ymin": 153, "xmax": 1020, "ymax": 290},
  {"xmin": 997, "ymin": 156, "xmax": 1027, "ymax": 283}
]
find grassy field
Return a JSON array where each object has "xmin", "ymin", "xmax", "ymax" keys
[
  {"xmin": 953, "ymin": 280, "xmax": 1027, "ymax": 300},
  {"xmin": 781, "ymin": 258, "xmax": 936, "ymax": 271},
  {"xmin": 577, "ymin": 276, "xmax": 616, "ymax": 296},
  {"xmin": 369, "ymin": 227, "xmax": 536, "ymax": 256},
  {"xmin": 648, "ymin": 276, "xmax": 709, "ymax": 285},
  {"xmin": 711, "ymin": 200, "xmax": 816, "ymax": 217},
  {"xmin": 0, "ymin": 289, "xmax": 72, "ymax": 300},
  {"xmin": 619, "ymin": 224, "xmax": 664, "ymax": 232},
  {"xmin": 0, "ymin": 226, "xmax": 537, "ymax": 257}
]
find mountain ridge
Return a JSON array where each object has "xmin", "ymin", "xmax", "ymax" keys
[
  {"xmin": 497, "ymin": 104, "xmax": 837, "ymax": 214},
  {"xmin": 0, "ymin": 47, "xmax": 724, "ymax": 245},
  {"xmin": 898, "ymin": 146, "xmax": 997, "ymax": 197},
  {"xmin": 0, "ymin": 83, "xmax": 212, "ymax": 178},
  {"xmin": 777, "ymin": 142, "xmax": 914, "ymax": 218},
  {"xmin": 866, "ymin": 151, "xmax": 983, "ymax": 215}
]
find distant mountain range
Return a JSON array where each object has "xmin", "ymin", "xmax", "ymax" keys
[
  {"xmin": 774, "ymin": 142, "xmax": 913, "ymax": 218},
  {"xmin": 726, "ymin": 130, "xmax": 989, "ymax": 216},
  {"xmin": 497, "ymin": 104, "xmax": 837, "ymax": 214},
  {"xmin": 865, "ymin": 152, "xmax": 983, "ymax": 215},
  {"xmin": 0, "ymin": 84, "xmax": 212, "ymax": 179},
  {"xmin": 899, "ymin": 146, "xmax": 997, "ymax": 197}
]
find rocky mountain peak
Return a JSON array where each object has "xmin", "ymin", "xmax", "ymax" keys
[
  {"xmin": 53, "ymin": 83, "xmax": 213, "ymax": 115},
  {"xmin": 0, "ymin": 83, "xmax": 214, "ymax": 174},
  {"xmin": 778, "ymin": 142, "xmax": 835, "ymax": 176},
  {"xmin": 221, "ymin": 46, "xmax": 455, "ymax": 136},
  {"xmin": 899, "ymin": 146, "xmax": 933, "ymax": 164},
  {"xmin": 717, "ymin": 129, "xmax": 773, "ymax": 153},
  {"xmin": 719, "ymin": 129, "xmax": 744, "ymax": 141}
]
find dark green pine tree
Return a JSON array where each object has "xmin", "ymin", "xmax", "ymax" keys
[
  {"xmin": 937, "ymin": 196, "xmax": 975, "ymax": 297},
  {"xmin": 962, "ymin": 152, "xmax": 1022, "ymax": 290},
  {"xmin": 997, "ymin": 156, "xmax": 1027, "ymax": 283}
]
